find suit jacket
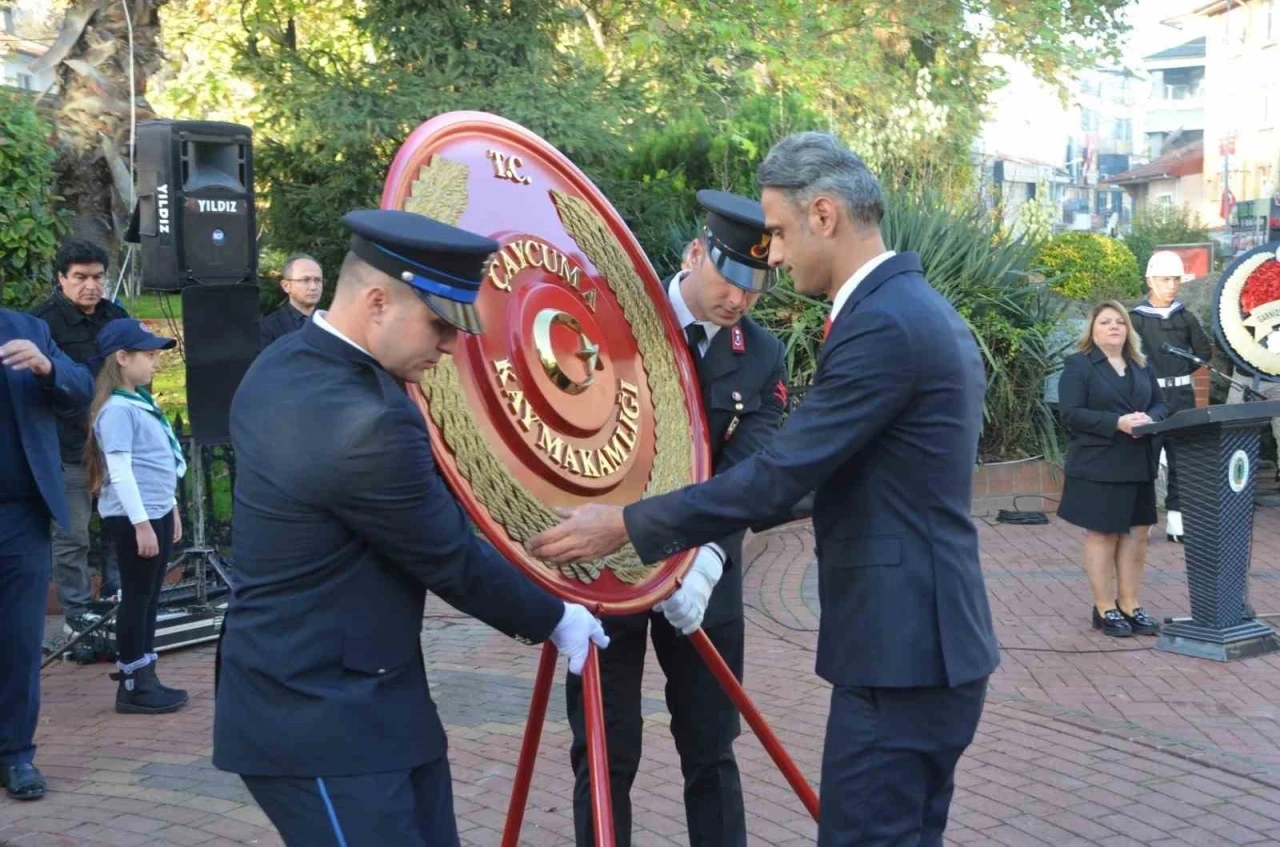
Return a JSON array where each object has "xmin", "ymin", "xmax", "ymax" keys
[
  {"xmin": 1058, "ymin": 349, "xmax": 1169, "ymax": 483},
  {"xmin": 690, "ymin": 313, "xmax": 788, "ymax": 627},
  {"xmin": 0, "ymin": 309, "xmax": 94, "ymax": 529},
  {"xmin": 624, "ymin": 253, "xmax": 1000, "ymax": 689},
  {"xmin": 212, "ymin": 320, "xmax": 566, "ymax": 777},
  {"xmin": 258, "ymin": 302, "xmax": 308, "ymax": 349}
]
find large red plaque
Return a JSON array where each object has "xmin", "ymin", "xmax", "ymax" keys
[{"xmin": 381, "ymin": 112, "xmax": 712, "ymax": 615}]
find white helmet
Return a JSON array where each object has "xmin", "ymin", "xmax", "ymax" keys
[{"xmin": 1146, "ymin": 250, "xmax": 1187, "ymax": 280}]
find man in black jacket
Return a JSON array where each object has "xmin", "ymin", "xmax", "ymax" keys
[
  {"xmin": 259, "ymin": 253, "xmax": 323, "ymax": 349},
  {"xmin": 214, "ymin": 209, "xmax": 608, "ymax": 846},
  {"xmin": 30, "ymin": 238, "xmax": 128, "ymax": 630},
  {"xmin": 564, "ymin": 190, "xmax": 788, "ymax": 847},
  {"xmin": 1129, "ymin": 251, "xmax": 1212, "ymax": 543}
]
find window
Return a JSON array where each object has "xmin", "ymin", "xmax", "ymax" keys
[
  {"xmin": 1157, "ymin": 193, "xmax": 1174, "ymax": 206},
  {"xmin": 1081, "ymin": 109, "xmax": 1099, "ymax": 133},
  {"xmin": 16, "ymin": 73, "xmax": 30, "ymax": 90},
  {"xmin": 1, "ymin": 8, "xmax": 13, "ymax": 35},
  {"xmin": 1161, "ymin": 66, "xmax": 1204, "ymax": 100},
  {"xmin": 1112, "ymin": 117, "xmax": 1132, "ymax": 142}
]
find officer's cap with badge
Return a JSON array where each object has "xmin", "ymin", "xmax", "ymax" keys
[
  {"xmin": 341, "ymin": 209, "xmax": 497, "ymax": 334},
  {"xmin": 696, "ymin": 189, "xmax": 777, "ymax": 294}
]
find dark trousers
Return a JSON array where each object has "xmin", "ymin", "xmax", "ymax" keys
[
  {"xmin": 103, "ymin": 511, "xmax": 174, "ymax": 663},
  {"xmin": 818, "ymin": 677, "xmax": 989, "ymax": 847},
  {"xmin": 242, "ymin": 757, "xmax": 460, "ymax": 847},
  {"xmin": 566, "ymin": 613, "xmax": 746, "ymax": 847},
  {"xmin": 0, "ymin": 500, "xmax": 51, "ymax": 767}
]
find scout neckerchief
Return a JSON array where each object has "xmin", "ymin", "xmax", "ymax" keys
[{"xmin": 111, "ymin": 387, "xmax": 187, "ymax": 478}]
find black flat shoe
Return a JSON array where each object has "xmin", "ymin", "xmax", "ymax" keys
[
  {"xmin": 1, "ymin": 763, "xmax": 46, "ymax": 800},
  {"xmin": 1167, "ymin": 533, "xmax": 1184, "ymax": 544},
  {"xmin": 1092, "ymin": 607, "xmax": 1133, "ymax": 637},
  {"xmin": 1118, "ymin": 605, "xmax": 1160, "ymax": 636}
]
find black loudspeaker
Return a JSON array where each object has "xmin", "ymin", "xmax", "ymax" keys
[
  {"xmin": 182, "ymin": 285, "xmax": 261, "ymax": 445},
  {"xmin": 136, "ymin": 120, "xmax": 256, "ymax": 290}
]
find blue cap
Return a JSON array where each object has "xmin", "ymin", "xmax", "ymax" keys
[
  {"xmin": 696, "ymin": 189, "xmax": 777, "ymax": 293},
  {"xmin": 96, "ymin": 318, "xmax": 177, "ymax": 358},
  {"xmin": 342, "ymin": 209, "xmax": 498, "ymax": 334}
]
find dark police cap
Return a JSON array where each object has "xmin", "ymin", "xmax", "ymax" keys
[
  {"xmin": 696, "ymin": 189, "xmax": 777, "ymax": 293},
  {"xmin": 341, "ymin": 209, "xmax": 498, "ymax": 334}
]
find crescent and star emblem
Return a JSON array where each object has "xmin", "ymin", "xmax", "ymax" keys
[{"xmin": 532, "ymin": 308, "xmax": 605, "ymax": 395}]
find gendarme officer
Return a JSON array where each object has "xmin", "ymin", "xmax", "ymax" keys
[
  {"xmin": 1129, "ymin": 251, "xmax": 1212, "ymax": 543},
  {"xmin": 213, "ymin": 209, "xmax": 608, "ymax": 847},
  {"xmin": 566, "ymin": 190, "xmax": 788, "ymax": 847}
]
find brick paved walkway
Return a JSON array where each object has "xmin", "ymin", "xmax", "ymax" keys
[{"xmin": 8, "ymin": 509, "xmax": 1280, "ymax": 846}]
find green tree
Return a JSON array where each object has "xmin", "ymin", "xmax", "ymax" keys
[
  {"xmin": 1035, "ymin": 231, "xmax": 1143, "ymax": 302},
  {"xmin": 0, "ymin": 92, "xmax": 70, "ymax": 310}
]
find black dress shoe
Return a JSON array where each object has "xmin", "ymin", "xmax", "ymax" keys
[
  {"xmin": 1, "ymin": 763, "xmax": 46, "ymax": 800},
  {"xmin": 1092, "ymin": 606, "xmax": 1133, "ymax": 637},
  {"xmin": 1166, "ymin": 533, "xmax": 1184, "ymax": 544},
  {"xmin": 1118, "ymin": 605, "xmax": 1160, "ymax": 636}
]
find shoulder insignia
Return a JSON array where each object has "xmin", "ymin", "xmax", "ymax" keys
[
  {"xmin": 773, "ymin": 380, "xmax": 788, "ymax": 406},
  {"xmin": 731, "ymin": 325, "xmax": 745, "ymax": 353}
]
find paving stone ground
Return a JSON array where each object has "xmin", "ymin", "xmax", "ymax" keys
[{"xmin": 9, "ymin": 507, "xmax": 1280, "ymax": 846}]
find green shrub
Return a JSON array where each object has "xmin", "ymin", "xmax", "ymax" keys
[
  {"xmin": 1035, "ymin": 231, "xmax": 1142, "ymax": 301},
  {"xmin": 1123, "ymin": 204, "xmax": 1210, "ymax": 280},
  {"xmin": 0, "ymin": 92, "xmax": 69, "ymax": 311},
  {"xmin": 753, "ymin": 186, "xmax": 1066, "ymax": 462}
]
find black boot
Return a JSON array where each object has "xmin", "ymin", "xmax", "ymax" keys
[
  {"xmin": 147, "ymin": 655, "xmax": 185, "ymax": 697},
  {"xmin": 112, "ymin": 662, "xmax": 188, "ymax": 714}
]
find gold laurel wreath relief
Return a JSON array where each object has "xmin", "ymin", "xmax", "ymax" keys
[{"xmin": 407, "ymin": 156, "xmax": 694, "ymax": 585}]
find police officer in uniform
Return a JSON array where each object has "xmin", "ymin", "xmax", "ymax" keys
[
  {"xmin": 566, "ymin": 190, "xmax": 788, "ymax": 847},
  {"xmin": 213, "ymin": 209, "xmax": 609, "ymax": 846},
  {"xmin": 1129, "ymin": 251, "xmax": 1212, "ymax": 543}
]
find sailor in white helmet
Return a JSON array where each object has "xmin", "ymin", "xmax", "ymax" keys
[{"xmin": 1128, "ymin": 251, "xmax": 1212, "ymax": 543}]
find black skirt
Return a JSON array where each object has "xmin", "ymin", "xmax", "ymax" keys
[{"xmin": 1058, "ymin": 475, "xmax": 1157, "ymax": 534}]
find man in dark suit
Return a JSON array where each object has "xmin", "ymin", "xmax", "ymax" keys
[
  {"xmin": 0, "ymin": 309, "xmax": 94, "ymax": 800},
  {"xmin": 259, "ymin": 253, "xmax": 324, "ymax": 349},
  {"xmin": 30, "ymin": 238, "xmax": 128, "ymax": 630},
  {"xmin": 213, "ymin": 209, "xmax": 608, "ymax": 846},
  {"xmin": 566, "ymin": 190, "xmax": 788, "ymax": 847},
  {"xmin": 530, "ymin": 132, "xmax": 1000, "ymax": 847}
]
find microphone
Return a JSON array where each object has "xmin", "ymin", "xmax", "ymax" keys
[
  {"xmin": 1160, "ymin": 343, "xmax": 1269, "ymax": 401},
  {"xmin": 1161, "ymin": 343, "xmax": 1208, "ymax": 367}
]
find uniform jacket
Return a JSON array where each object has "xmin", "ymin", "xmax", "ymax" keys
[
  {"xmin": 212, "ymin": 320, "xmax": 565, "ymax": 777},
  {"xmin": 29, "ymin": 291, "xmax": 128, "ymax": 463},
  {"xmin": 258, "ymin": 302, "xmax": 308, "ymax": 350},
  {"xmin": 624, "ymin": 253, "xmax": 1000, "ymax": 689},
  {"xmin": 689, "ymin": 306, "xmax": 788, "ymax": 627},
  {"xmin": 1129, "ymin": 300, "xmax": 1211, "ymax": 414},
  {"xmin": 0, "ymin": 308, "xmax": 94, "ymax": 528},
  {"xmin": 1058, "ymin": 349, "xmax": 1169, "ymax": 483}
]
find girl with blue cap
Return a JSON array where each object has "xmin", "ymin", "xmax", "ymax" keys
[{"xmin": 85, "ymin": 319, "xmax": 188, "ymax": 713}]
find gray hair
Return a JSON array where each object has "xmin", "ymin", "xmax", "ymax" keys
[{"xmin": 757, "ymin": 132, "xmax": 884, "ymax": 228}]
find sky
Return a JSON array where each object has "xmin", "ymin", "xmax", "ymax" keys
[{"xmin": 1120, "ymin": 0, "xmax": 1212, "ymax": 64}]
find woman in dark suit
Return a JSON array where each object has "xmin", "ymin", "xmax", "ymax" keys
[{"xmin": 1058, "ymin": 301, "xmax": 1169, "ymax": 638}]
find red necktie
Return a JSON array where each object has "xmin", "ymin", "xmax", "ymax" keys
[{"xmin": 823, "ymin": 316, "xmax": 833, "ymax": 342}]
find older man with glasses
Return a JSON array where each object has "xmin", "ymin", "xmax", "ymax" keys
[
  {"xmin": 260, "ymin": 253, "xmax": 325, "ymax": 349},
  {"xmin": 30, "ymin": 238, "xmax": 129, "ymax": 633}
]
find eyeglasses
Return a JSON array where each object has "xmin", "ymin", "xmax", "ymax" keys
[{"xmin": 284, "ymin": 277, "xmax": 324, "ymax": 287}]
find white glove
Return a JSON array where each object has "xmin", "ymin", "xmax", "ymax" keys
[
  {"xmin": 654, "ymin": 545, "xmax": 724, "ymax": 635},
  {"xmin": 550, "ymin": 603, "xmax": 610, "ymax": 675}
]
